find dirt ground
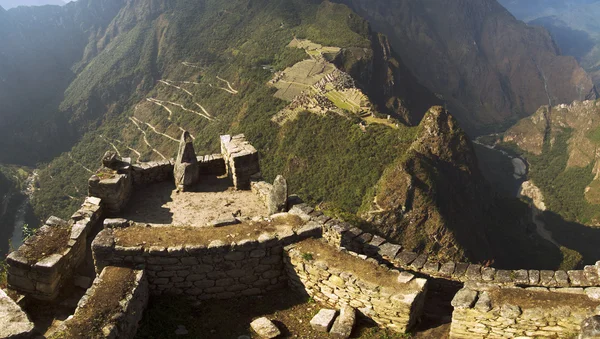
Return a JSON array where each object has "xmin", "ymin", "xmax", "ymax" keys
[
  {"xmin": 119, "ymin": 176, "xmax": 269, "ymax": 226},
  {"xmin": 136, "ymin": 289, "xmax": 420, "ymax": 339}
]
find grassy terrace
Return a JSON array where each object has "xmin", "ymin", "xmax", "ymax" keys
[
  {"xmin": 50, "ymin": 267, "xmax": 137, "ymax": 339},
  {"xmin": 113, "ymin": 214, "xmax": 305, "ymax": 248}
]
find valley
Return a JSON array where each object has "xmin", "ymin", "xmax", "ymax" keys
[
  {"xmin": 0, "ymin": 0, "xmax": 598, "ymax": 287},
  {"xmin": 5, "ymin": 0, "xmax": 600, "ymax": 338}
]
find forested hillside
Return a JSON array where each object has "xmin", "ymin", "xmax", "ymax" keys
[{"xmin": 0, "ymin": 0, "xmax": 573, "ymax": 268}]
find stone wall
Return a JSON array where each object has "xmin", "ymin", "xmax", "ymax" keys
[
  {"xmin": 131, "ymin": 160, "xmax": 174, "ymax": 187},
  {"xmin": 89, "ymin": 172, "xmax": 132, "ymax": 214},
  {"xmin": 55, "ymin": 267, "xmax": 148, "ymax": 339},
  {"xmin": 322, "ymin": 217, "xmax": 600, "ymax": 289},
  {"xmin": 220, "ymin": 134, "xmax": 260, "ymax": 190},
  {"xmin": 284, "ymin": 239, "xmax": 428, "ymax": 333},
  {"xmin": 450, "ymin": 286, "xmax": 600, "ymax": 338},
  {"xmin": 197, "ymin": 154, "xmax": 226, "ymax": 176},
  {"xmin": 6, "ymin": 197, "xmax": 102, "ymax": 300},
  {"xmin": 91, "ymin": 223, "xmax": 322, "ymax": 300}
]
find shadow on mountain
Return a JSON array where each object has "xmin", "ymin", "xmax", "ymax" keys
[
  {"xmin": 542, "ymin": 211, "xmax": 600, "ymax": 266},
  {"xmin": 529, "ymin": 16, "xmax": 596, "ymax": 61}
]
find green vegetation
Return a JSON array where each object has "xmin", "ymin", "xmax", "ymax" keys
[
  {"xmin": 586, "ymin": 125, "xmax": 600, "ymax": 144},
  {"xmin": 559, "ymin": 246, "xmax": 584, "ymax": 270},
  {"xmin": 30, "ymin": 0, "xmax": 416, "ymax": 223},
  {"xmin": 0, "ymin": 258, "xmax": 7, "ymax": 289},
  {"xmin": 301, "ymin": 252, "xmax": 314, "ymax": 261},
  {"xmin": 265, "ymin": 112, "xmax": 416, "ymax": 213},
  {"xmin": 527, "ymin": 129, "xmax": 598, "ymax": 223}
]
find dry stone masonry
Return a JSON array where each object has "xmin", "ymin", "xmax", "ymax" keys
[
  {"xmin": 285, "ymin": 239, "xmax": 428, "ymax": 333},
  {"xmin": 7, "ymin": 198, "xmax": 102, "ymax": 300},
  {"xmin": 91, "ymin": 221, "xmax": 321, "ymax": 300},
  {"xmin": 5, "ymin": 134, "xmax": 600, "ymax": 338},
  {"xmin": 450, "ymin": 286, "xmax": 600, "ymax": 338},
  {"xmin": 221, "ymin": 134, "xmax": 260, "ymax": 190},
  {"xmin": 54, "ymin": 267, "xmax": 148, "ymax": 339}
]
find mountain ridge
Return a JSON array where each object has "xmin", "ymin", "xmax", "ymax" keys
[{"xmin": 334, "ymin": 0, "xmax": 598, "ymax": 135}]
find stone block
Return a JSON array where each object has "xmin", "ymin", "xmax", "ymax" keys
[
  {"xmin": 451, "ymin": 288, "xmax": 478, "ymax": 309},
  {"xmin": 395, "ymin": 251, "xmax": 418, "ymax": 266},
  {"xmin": 296, "ymin": 221, "xmax": 322, "ymax": 239},
  {"xmin": 580, "ymin": 316, "xmax": 600, "ymax": 339},
  {"xmin": 250, "ymin": 317, "xmax": 281, "ymax": 339},
  {"xmin": 330, "ymin": 306, "xmax": 356, "ymax": 339},
  {"xmin": 310, "ymin": 309, "xmax": 337, "ymax": 332},
  {"xmin": 440, "ymin": 262, "xmax": 456, "ymax": 277},
  {"xmin": 0, "ymin": 289, "xmax": 34, "ymax": 338},
  {"xmin": 268, "ymin": 175, "xmax": 288, "ymax": 215}
]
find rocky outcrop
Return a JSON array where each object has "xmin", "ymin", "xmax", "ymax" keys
[
  {"xmin": 335, "ymin": 0, "xmax": 598, "ymax": 134},
  {"xmin": 362, "ymin": 106, "xmax": 493, "ymax": 261},
  {"xmin": 267, "ymin": 175, "xmax": 288, "ymax": 215},
  {"xmin": 0, "ymin": 288, "xmax": 35, "ymax": 339},
  {"xmin": 174, "ymin": 131, "xmax": 200, "ymax": 191}
]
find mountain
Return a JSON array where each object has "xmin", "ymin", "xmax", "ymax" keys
[
  {"xmin": 497, "ymin": 0, "xmax": 597, "ymax": 22},
  {"xmin": 0, "ymin": 0, "xmax": 65, "ymax": 10},
  {"xmin": 500, "ymin": 99, "xmax": 600, "ymax": 265},
  {"xmin": 497, "ymin": 1, "xmax": 600, "ymax": 87},
  {"xmin": 334, "ymin": 0, "xmax": 597, "ymax": 135},
  {"xmin": 0, "ymin": 0, "xmax": 125, "ymax": 165},
  {"xmin": 0, "ymin": 0, "xmax": 567, "ymax": 268}
]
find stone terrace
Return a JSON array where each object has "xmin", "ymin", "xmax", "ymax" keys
[
  {"xmin": 4, "ymin": 132, "xmax": 600, "ymax": 339},
  {"xmin": 117, "ymin": 177, "xmax": 269, "ymax": 227}
]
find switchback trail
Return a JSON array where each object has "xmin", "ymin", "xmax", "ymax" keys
[
  {"xmin": 128, "ymin": 117, "xmax": 167, "ymax": 160},
  {"xmin": 131, "ymin": 117, "xmax": 179, "ymax": 142},
  {"xmin": 99, "ymin": 134, "xmax": 122, "ymax": 157},
  {"xmin": 67, "ymin": 153, "xmax": 94, "ymax": 174}
]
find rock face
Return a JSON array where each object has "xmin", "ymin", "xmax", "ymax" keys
[
  {"xmin": 268, "ymin": 175, "xmax": 288, "ymax": 215},
  {"xmin": 505, "ymin": 100, "xmax": 600, "ymax": 224},
  {"xmin": 0, "ymin": 289, "xmax": 35, "ymax": 338},
  {"xmin": 250, "ymin": 317, "xmax": 281, "ymax": 339},
  {"xmin": 581, "ymin": 316, "xmax": 600, "ymax": 339},
  {"xmin": 335, "ymin": 0, "xmax": 598, "ymax": 134},
  {"xmin": 174, "ymin": 131, "xmax": 200, "ymax": 191},
  {"xmin": 362, "ymin": 106, "xmax": 493, "ymax": 261}
]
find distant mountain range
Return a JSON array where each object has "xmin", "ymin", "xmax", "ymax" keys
[
  {"xmin": 498, "ymin": 0, "xmax": 600, "ymax": 87},
  {"xmin": 335, "ymin": 0, "xmax": 597, "ymax": 135},
  {"xmin": 0, "ymin": 0, "xmax": 65, "ymax": 10}
]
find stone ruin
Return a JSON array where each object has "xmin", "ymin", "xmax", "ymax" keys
[{"xmin": 3, "ymin": 132, "xmax": 600, "ymax": 338}]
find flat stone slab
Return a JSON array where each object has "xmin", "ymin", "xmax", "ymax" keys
[
  {"xmin": 0, "ymin": 289, "xmax": 34, "ymax": 338},
  {"xmin": 329, "ymin": 306, "xmax": 356, "ymax": 339},
  {"xmin": 310, "ymin": 308, "xmax": 337, "ymax": 332},
  {"xmin": 250, "ymin": 317, "xmax": 281, "ymax": 338},
  {"xmin": 451, "ymin": 288, "xmax": 478, "ymax": 309}
]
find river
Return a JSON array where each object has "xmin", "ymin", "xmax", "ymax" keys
[{"xmin": 473, "ymin": 137, "xmax": 560, "ymax": 248}]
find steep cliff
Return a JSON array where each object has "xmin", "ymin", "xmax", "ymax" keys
[
  {"xmin": 0, "ymin": 0, "xmax": 125, "ymax": 165},
  {"xmin": 504, "ymin": 100, "xmax": 600, "ymax": 223},
  {"xmin": 0, "ymin": 0, "xmax": 559, "ymax": 268},
  {"xmin": 361, "ymin": 107, "xmax": 493, "ymax": 261},
  {"xmin": 334, "ymin": 0, "xmax": 597, "ymax": 134}
]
